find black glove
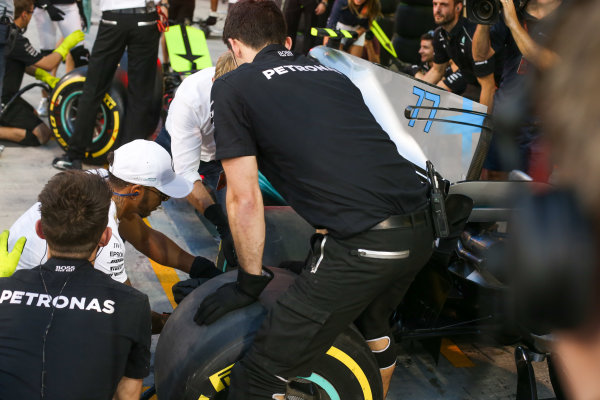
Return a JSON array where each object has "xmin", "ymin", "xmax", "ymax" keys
[
  {"xmin": 189, "ymin": 255, "xmax": 222, "ymax": 279},
  {"xmin": 204, "ymin": 204, "xmax": 238, "ymax": 267},
  {"xmin": 194, "ymin": 267, "xmax": 273, "ymax": 325},
  {"xmin": 35, "ymin": 1, "xmax": 65, "ymax": 21}
]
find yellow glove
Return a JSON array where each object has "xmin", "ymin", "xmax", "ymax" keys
[
  {"xmin": 53, "ymin": 30, "xmax": 85, "ymax": 60},
  {"xmin": 0, "ymin": 230, "xmax": 26, "ymax": 278},
  {"xmin": 34, "ymin": 68, "xmax": 60, "ymax": 89}
]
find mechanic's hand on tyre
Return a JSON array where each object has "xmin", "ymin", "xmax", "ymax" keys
[
  {"xmin": 189, "ymin": 255, "xmax": 222, "ymax": 279},
  {"xmin": 54, "ymin": 30, "xmax": 85, "ymax": 60},
  {"xmin": 203, "ymin": 204, "xmax": 238, "ymax": 267},
  {"xmin": 194, "ymin": 267, "xmax": 273, "ymax": 325},
  {"xmin": 0, "ymin": 230, "xmax": 26, "ymax": 278},
  {"xmin": 34, "ymin": 68, "xmax": 59, "ymax": 89}
]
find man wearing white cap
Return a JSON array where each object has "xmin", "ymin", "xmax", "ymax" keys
[{"xmin": 8, "ymin": 140, "xmax": 221, "ymax": 330}]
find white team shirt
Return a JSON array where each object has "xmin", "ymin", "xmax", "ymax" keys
[
  {"xmin": 165, "ymin": 67, "xmax": 217, "ymax": 184},
  {"xmin": 8, "ymin": 171, "xmax": 127, "ymax": 283}
]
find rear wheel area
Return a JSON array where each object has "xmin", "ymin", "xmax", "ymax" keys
[
  {"xmin": 155, "ymin": 269, "xmax": 383, "ymax": 400},
  {"xmin": 49, "ymin": 70, "xmax": 126, "ymax": 164}
]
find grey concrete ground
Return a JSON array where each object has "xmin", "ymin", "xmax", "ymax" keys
[{"xmin": 0, "ymin": 1, "xmax": 557, "ymax": 398}]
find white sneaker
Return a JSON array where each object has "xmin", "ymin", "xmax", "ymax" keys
[{"xmin": 37, "ymin": 97, "xmax": 49, "ymax": 117}]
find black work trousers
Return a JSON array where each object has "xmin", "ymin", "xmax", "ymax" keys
[
  {"xmin": 284, "ymin": 0, "xmax": 319, "ymax": 55},
  {"xmin": 68, "ymin": 11, "xmax": 159, "ymax": 159},
  {"xmin": 228, "ymin": 210, "xmax": 435, "ymax": 399}
]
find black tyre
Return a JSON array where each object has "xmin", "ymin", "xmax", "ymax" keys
[
  {"xmin": 215, "ymin": 206, "xmax": 314, "ymax": 272},
  {"xmin": 155, "ymin": 268, "xmax": 384, "ymax": 400},
  {"xmin": 394, "ymin": 3, "xmax": 435, "ymax": 39},
  {"xmin": 49, "ymin": 67, "xmax": 127, "ymax": 164}
]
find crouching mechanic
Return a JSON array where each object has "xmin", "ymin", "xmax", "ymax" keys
[
  {"xmin": 0, "ymin": 0, "xmax": 84, "ymax": 146},
  {"xmin": 8, "ymin": 140, "xmax": 221, "ymax": 328},
  {"xmin": 0, "ymin": 170, "xmax": 151, "ymax": 400},
  {"xmin": 193, "ymin": 1, "xmax": 435, "ymax": 398}
]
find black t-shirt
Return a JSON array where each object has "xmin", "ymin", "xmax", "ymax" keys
[
  {"xmin": 433, "ymin": 17, "xmax": 496, "ymax": 86},
  {"xmin": 2, "ymin": 30, "xmax": 43, "ymax": 103},
  {"xmin": 0, "ymin": 258, "xmax": 151, "ymax": 400},
  {"xmin": 212, "ymin": 44, "xmax": 428, "ymax": 238}
]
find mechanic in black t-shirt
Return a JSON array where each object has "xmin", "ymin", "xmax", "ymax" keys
[
  {"xmin": 191, "ymin": 1, "xmax": 434, "ymax": 398},
  {"xmin": 422, "ymin": 0, "xmax": 498, "ymax": 108},
  {"xmin": 0, "ymin": 170, "xmax": 151, "ymax": 400},
  {"xmin": 0, "ymin": 0, "xmax": 83, "ymax": 147}
]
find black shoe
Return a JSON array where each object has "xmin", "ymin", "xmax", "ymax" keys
[
  {"xmin": 52, "ymin": 154, "xmax": 82, "ymax": 170},
  {"xmin": 205, "ymin": 15, "xmax": 217, "ymax": 26}
]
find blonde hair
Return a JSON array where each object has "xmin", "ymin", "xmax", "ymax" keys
[
  {"xmin": 214, "ymin": 51, "xmax": 238, "ymax": 79},
  {"xmin": 347, "ymin": 0, "xmax": 381, "ymax": 25}
]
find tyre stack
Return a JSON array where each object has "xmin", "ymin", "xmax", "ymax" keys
[{"xmin": 392, "ymin": 0, "xmax": 436, "ymax": 65}]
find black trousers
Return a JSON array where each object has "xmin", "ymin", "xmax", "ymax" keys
[
  {"xmin": 284, "ymin": 0, "xmax": 319, "ymax": 55},
  {"xmin": 68, "ymin": 11, "xmax": 160, "ymax": 159},
  {"xmin": 228, "ymin": 211, "xmax": 434, "ymax": 399}
]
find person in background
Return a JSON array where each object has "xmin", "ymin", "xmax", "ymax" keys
[
  {"xmin": 52, "ymin": 0, "xmax": 169, "ymax": 170},
  {"xmin": 326, "ymin": 0, "xmax": 381, "ymax": 59},
  {"xmin": 473, "ymin": 0, "xmax": 562, "ymax": 181},
  {"xmin": 0, "ymin": 0, "xmax": 84, "ymax": 146},
  {"xmin": 155, "ymin": 51, "xmax": 239, "ymax": 268},
  {"xmin": 422, "ymin": 0, "xmax": 498, "ymax": 108},
  {"xmin": 284, "ymin": 0, "xmax": 328, "ymax": 55},
  {"xmin": 32, "ymin": 0, "xmax": 90, "ymax": 117},
  {"xmin": 0, "ymin": 0, "xmax": 14, "ymax": 98}
]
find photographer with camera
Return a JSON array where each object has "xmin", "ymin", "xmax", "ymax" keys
[
  {"xmin": 471, "ymin": 0, "xmax": 562, "ymax": 180},
  {"xmin": 421, "ymin": 0, "xmax": 499, "ymax": 108}
]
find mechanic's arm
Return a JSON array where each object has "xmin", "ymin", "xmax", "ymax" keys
[
  {"xmin": 221, "ymin": 156, "xmax": 264, "ymax": 276},
  {"xmin": 118, "ymin": 214, "xmax": 195, "ymax": 274},
  {"xmin": 112, "ymin": 376, "xmax": 142, "ymax": 400},
  {"xmin": 472, "ymin": 24, "xmax": 495, "ymax": 61},
  {"xmin": 422, "ymin": 61, "xmax": 447, "ymax": 85},
  {"xmin": 32, "ymin": 30, "xmax": 85, "ymax": 71},
  {"xmin": 500, "ymin": 0, "xmax": 557, "ymax": 70},
  {"xmin": 476, "ymin": 73, "xmax": 496, "ymax": 109}
]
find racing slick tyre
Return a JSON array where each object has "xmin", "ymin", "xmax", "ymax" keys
[
  {"xmin": 48, "ymin": 66, "xmax": 127, "ymax": 164},
  {"xmin": 215, "ymin": 206, "xmax": 314, "ymax": 272},
  {"xmin": 155, "ymin": 268, "xmax": 384, "ymax": 400}
]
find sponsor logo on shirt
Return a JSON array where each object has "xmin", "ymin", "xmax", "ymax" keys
[
  {"xmin": 262, "ymin": 64, "xmax": 339, "ymax": 80},
  {"xmin": 55, "ymin": 265, "xmax": 76, "ymax": 272},
  {"xmin": 278, "ymin": 50, "xmax": 293, "ymax": 57},
  {"xmin": 25, "ymin": 43, "xmax": 40, "ymax": 58},
  {"xmin": 0, "ymin": 290, "xmax": 116, "ymax": 314}
]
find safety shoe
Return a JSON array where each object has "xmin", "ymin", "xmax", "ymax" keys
[
  {"xmin": 52, "ymin": 154, "xmax": 82, "ymax": 170},
  {"xmin": 37, "ymin": 97, "xmax": 49, "ymax": 118}
]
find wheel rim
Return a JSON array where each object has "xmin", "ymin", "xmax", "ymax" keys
[
  {"xmin": 302, "ymin": 373, "xmax": 339, "ymax": 400},
  {"xmin": 61, "ymin": 91, "xmax": 107, "ymax": 144}
]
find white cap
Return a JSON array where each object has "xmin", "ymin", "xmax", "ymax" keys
[{"xmin": 109, "ymin": 140, "xmax": 193, "ymax": 198}]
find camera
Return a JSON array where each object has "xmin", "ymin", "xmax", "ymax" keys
[{"xmin": 466, "ymin": 0, "xmax": 527, "ymax": 25}]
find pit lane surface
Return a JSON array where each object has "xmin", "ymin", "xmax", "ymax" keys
[{"xmin": 0, "ymin": 1, "xmax": 555, "ymax": 398}]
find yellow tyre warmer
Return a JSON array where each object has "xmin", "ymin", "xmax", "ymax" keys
[
  {"xmin": 49, "ymin": 66, "xmax": 126, "ymax": 164},
  {"xmin": 154, "ymin": 267, "xmax": 383, "ymax": 400},
  {"xmin": 165, "ymin": 24, "xmax": 213, "ymax": 74}
]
